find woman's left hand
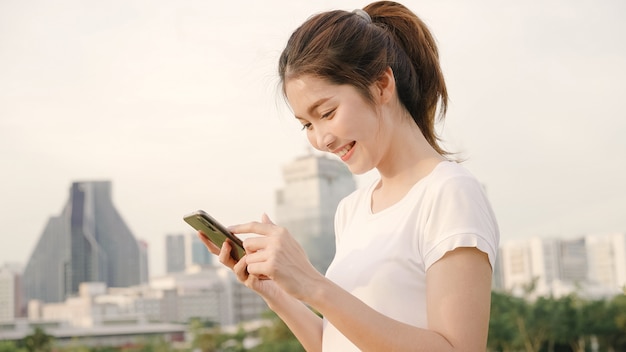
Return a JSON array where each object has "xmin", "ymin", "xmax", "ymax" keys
[{"xmin": 228, "ymin": 214, "xmax": 324, "ymax": 301}]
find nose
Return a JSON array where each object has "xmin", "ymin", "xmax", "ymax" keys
[{"xmin": 313, "ymin": 126, "xmax": 336, "ymax": 152}]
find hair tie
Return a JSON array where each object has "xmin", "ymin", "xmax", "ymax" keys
[{"xmin": 352, "ymin": 9, "xmax": 372, "ymax": 23}]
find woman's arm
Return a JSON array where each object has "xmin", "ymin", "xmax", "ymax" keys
[
  {"xmin": 305, "ymin": 247, "xmax": 492, "ymax": 352},
  {"xmin": 238, "ymin": 216, "xmax": 492, "ymax": 352},
  {"xmin": 232, "ymin": 217, "xmax": 493, "ymax": 351}
]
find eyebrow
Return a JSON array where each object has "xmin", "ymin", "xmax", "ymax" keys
[{"xmin": 294, "ymin": 97, "xmax": 331, "ymax": 120}]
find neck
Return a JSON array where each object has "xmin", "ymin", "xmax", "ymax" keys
[
  {"xmin": 370, "ymin": 124, "xmax": 444, "ymax": 213},
  {"xmin": 376, "ymin": 116, "xmax": 445, "ymax": 187}
]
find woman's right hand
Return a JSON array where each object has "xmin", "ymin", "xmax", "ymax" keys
[{"xmin": 195, "ymin": 232, "xmax": 286, "ymax": 302}]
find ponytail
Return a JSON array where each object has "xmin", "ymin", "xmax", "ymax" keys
[{"xmin": 366, "ymin": 1, "xmax": 448, "ymax": 155}]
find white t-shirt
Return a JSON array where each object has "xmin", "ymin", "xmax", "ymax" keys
[{"xmin": 321, "ymin": 161, "xmax": 500, "ymax": 351}]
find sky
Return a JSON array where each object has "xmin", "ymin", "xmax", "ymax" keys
[{"xmin": 1, "ymin": 0, "xmax": 625, "ymax": 278}]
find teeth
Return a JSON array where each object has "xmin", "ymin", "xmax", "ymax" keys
[{"xmin": 336, "ymin": 143, "xmax": 354, "ymax": 157}]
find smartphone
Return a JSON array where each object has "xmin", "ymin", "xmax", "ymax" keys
[{"xmin": 183, "ymin": 210, "xmax": 246, "ymax": 261}]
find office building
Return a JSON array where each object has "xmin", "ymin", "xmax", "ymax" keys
[
  {"xmin": 21, "ymin": 181, "xmax": 144, "ymax": 307},
  {"xmin": 586, "ymin": 232, "xmax": 626, "ymax": 292},
  {"xmin": 138, "ymin": 240, "xmax": 150, "ymax": 284},
  {"xmin": 0, "ymin": 263, "xmax": 22, "ymax": 320},
  {"xmin": 559, "ymin": 238, "xmax": 588, "ymax": 283},
  {"xmin": 165, "ymin": 234, "xmax": 186, "ymax": 273},
  {"xmin": 496, "ymin": 233, "xmax": 626, "ymax": 298},
  {"xmin": 20, "ymin": 265, "xmax": 266, "ymax": 329},
  {"xmin": 186, "ymin": 234, "xmax": 213, "ymax": 268},
  {"xmin": 275, "ymin": 153, "xmax": 356, "ymax": 273}
]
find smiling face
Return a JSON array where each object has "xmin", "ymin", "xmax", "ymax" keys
[{"xmin": 285, "ymin": 74, "xmax": 389, "ymax": 175}]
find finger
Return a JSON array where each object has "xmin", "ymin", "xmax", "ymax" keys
[
  {"xmin": 243, "ymin": 235, "xmax": 270, "ymax": 254},
  {"xmin": 233, "ymin": 255, "xmax": 249, "ymax": 282},
  {"xmin": 247, "ymin": 261, "xmax": 272, "ymax": 279},
  {"xmin": 218, "ymin": 241, "xmax": 237, "ymax": 268},
  {"xmin": 228, "ymin": 221, "xmax": 275, "ymax": 237},
  {"xmin": 261, "ymin": 213, "xmax": 275, "ymax": 225},
  {"xmin": 243, "ymin": 241, "xmax": 270, "ymax": 263},
  {"xmin": 196, "ymin": 232, "xmax": 220, "ymax": 255}
]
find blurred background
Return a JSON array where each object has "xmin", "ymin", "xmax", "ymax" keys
[{"xmin": 1, "ymin": 0, "xmax": 624, "ymax": 278}]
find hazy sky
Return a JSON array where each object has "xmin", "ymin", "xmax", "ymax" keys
[{"xmin": 1, "ymin": 0, "xmax": 625, "ymax": 277}]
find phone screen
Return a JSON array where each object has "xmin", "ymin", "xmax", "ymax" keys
[{"xmin": 183, "ymin": 210, "xmax": 246, "ymax": 261}]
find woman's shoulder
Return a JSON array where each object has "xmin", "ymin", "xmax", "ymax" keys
[
  {"xmin": 413, "ymin": 161, "xmax": 490, "ymax": 207},
  {"xmin": 432, "ymin": 160, "xmax": 475, "ymax": 178},
  {"xmin": 426, "ymin": 161, "xmax": 482, "ymax": 188}
]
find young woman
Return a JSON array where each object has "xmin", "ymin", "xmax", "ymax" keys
[{"xmin": 198, "ymin": 1, "xmax": 499, "ymax": 351}]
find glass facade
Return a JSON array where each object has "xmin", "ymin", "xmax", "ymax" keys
[
  {"xmin": 22, "ymin": 181, "xmax": 142, "ymax": 306},
  {"xmin": 165, "ymin": 234, "xmax": 186, "ymax": 273}
]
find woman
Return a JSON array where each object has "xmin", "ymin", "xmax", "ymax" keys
[{"xmin": 198, "ymin": 1, "xmax": 499, "ymax": 351}]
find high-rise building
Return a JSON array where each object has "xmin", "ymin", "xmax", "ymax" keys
[
  {"xmin": 496, "ymin": 233, "xmax": 626, "ymax": 298},
  {"xmin": 165, "ymin": 234, "xmax": 186, "ymax": 273},
  {"xmin": 0, "ymin": 263, "xmax": 22, "ymax": 320},
  {"xmin": 138, "ymin": 239, "xmax": 150, "ymax": 284},
  {"xmin": 586, "ymin": 232, "xmax": 626, "ymax": 291},
  {"xmin": 275, "ymin": 153, "xmax": 356, "ymax": 274},
  {"xmin": 186, "ymin": 234, "xmax": 213, "ymax": 268},
  {"xmin": 559, "ymin": 238, "xmax": 587, "ymax": 283},
  {"xmin": 22, "ymin": 181, "xmax": 144, "ymax": 306},
  {"xmin": 499, "ymin": 236, "xmax": 585, "ymax": 297}
]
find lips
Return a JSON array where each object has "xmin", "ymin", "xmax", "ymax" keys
[{"xmin": 334, "ymin": 142, "xmax": 355, "ymax": 160}]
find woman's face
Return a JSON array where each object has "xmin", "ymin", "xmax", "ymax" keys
[{"xmin": 285, "ymin": 74, "xmax": 386, "ymax": 175}]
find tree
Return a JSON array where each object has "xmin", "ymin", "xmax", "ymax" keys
[
  {"xmin": 0, "ymin": 340, "xmax": 27, "ymax": 352},
  {"xmin": 550, "ymin": 294, "xmax": 584, "ymax": 352},
  {"xmin": 251, "ymin": 310, "xmax": 304, "ymax": 352},
  {"xmin": 487, "ymin": 291, "xmax": 523, "ymax": 352},
  {"xmin": 606, "ymin": 294, "xmax": 626, "ymax": 351},
  {"xmin": 189, "ymin": 318, "xmax": 218, "ymax": 352},
  {"xmin": 216, "ymin": 325, "xmax": 247, "ymax": 352},
  {"xmin": 22, "ymin": 327, "xmax": 53, "ymax": 352}
]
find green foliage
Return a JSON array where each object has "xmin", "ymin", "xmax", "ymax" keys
[
  {"xmin": 487, "ymin": 291, "xmax": 626, "ymax": 352},
  {"xmin": 0, "ymin": 340, "xmax": 27, "ymax": 352},
  {"xmin": 251, "ymin": 339, "xmax": 304, "ymax": 352},
  {"xmin": 250, "ymin": 310, "xmax": 304, "ymax": 352},
  {"xmin": 488, "ymin": 291, "xmax": 525, "ymax": 351},
  {"xmin": 22, "ymin": 327, "xmax": 53, "ymax": 352}
]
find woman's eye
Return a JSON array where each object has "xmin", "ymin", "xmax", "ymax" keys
[
  {"xmin": 300, "ymin": 123, "xmax": 312, "ymax": 131},
  {"xmin": 321, "ymin": 109, "xmax": 335, "ymax": 119}
]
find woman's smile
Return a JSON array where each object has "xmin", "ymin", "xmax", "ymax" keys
[{"xmin": 333, "ymin": 141, "xmax": 356, "ymax": 161}]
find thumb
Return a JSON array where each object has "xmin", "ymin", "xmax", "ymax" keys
[{"xmin": 261, "ymin": 213, "xmax": 275, "ymax": 225}]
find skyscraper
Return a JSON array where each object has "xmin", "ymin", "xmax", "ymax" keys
[
  {"xmin": 22, "ymin": 181, "xmax": 144, "ymax": 306},
  {"xmin": 275, "ymin": 153, "xmax": 356, "ymax": 274},
  {"xmin": 138, "ymin": 239, "xmax": 150, "ymax": 284},
  {"xmin": 186, "ymin": 234, "xmax": 213, "ymax": 268},
  {"xmin": 165, "ymin": 234, "xmax": 186, "ymax": 273},
  {"xmin": 0, "ymin": 263, "xmax": 22, "ymax": 320}
]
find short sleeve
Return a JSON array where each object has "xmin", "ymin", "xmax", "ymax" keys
[{"xmin": 422, "ymin": 174, "xmax": 499, "ymax": 271}]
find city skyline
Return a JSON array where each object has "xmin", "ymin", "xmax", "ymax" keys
[{"xmin": 1, "ymin": 0, "xmax": 625, "ymax": 278}]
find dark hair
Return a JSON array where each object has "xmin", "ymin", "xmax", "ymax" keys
[{"xmin": 278, "ymin": 1, "xmax": 449, "ymax": 155}]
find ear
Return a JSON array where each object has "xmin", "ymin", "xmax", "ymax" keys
[{"xmin": 374, "ymin": 67, "xmax": 396, "ymax": 105}]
